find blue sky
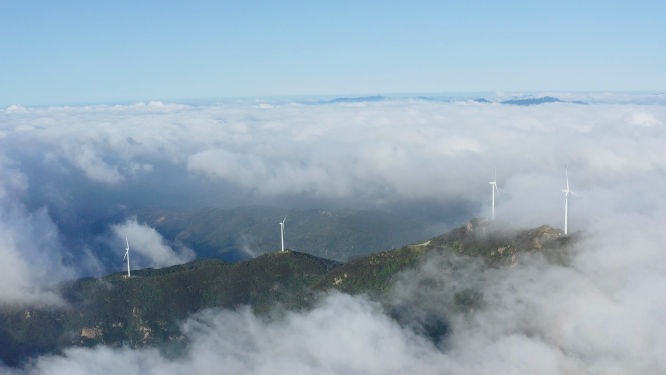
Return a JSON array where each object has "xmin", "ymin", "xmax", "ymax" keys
[{"xmin": 1, "ymin": 0, "xmax": 664, "ymax": 107}]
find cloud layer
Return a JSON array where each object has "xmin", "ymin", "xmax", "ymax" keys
[
  {"xmin": 4, "ymin": 97, "xmax": 665, "ymax": 212},
  {"xmin": 0, "ymin": 95, "xmax": 666, "ymax": 373},
  {"xmin": 0, "ymin": 96, "xmax": 665, "ymax": 299}
]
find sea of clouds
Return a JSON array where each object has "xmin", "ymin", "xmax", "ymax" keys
[{"xmin": 1, "ymin": 93, "xmax": 666, "ymax": 373}]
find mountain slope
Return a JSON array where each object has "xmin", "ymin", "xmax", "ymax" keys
[
  {"xmin": 0, "ymin": 219, "xmax": 579, "ymax": 367},
  {"xmin": 0, "ymin": 252, "xmax": 341, "ymax": 366},
  {"xmin": 310, "ymin": 218, "xmax": 577, "ymax": 296}
]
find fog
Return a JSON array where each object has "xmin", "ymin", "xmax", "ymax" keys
[{"xmin": 1, "ymin": 94, "xmax": 666, "ymax": 373}]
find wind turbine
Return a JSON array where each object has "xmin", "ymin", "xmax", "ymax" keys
[
  {"xmin": 489, "ymin": 167, "xmax": 499, "ymax": 220},
  {"xmin": 279, "ymin": 215, "xmax": 287, "ymax": 252},
  {"xmin": 561, "ymin": 165, "xmax": 581, "ymax": 234},
  {"xmin": 122, "ymin": 237, "xmax": 131, "ymax": 277}
]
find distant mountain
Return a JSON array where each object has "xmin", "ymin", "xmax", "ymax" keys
[
  {"xmin": 319, "ymin": 96, "xmax": 386, "ymax": 104},
  {"xmin": 500, "ymin": 96, "xmax": 589, "ymax": 106},
  {"xmin": 501, "ymin": 96, "xmax": 562, "ymax": 106},
  {"xmin": 312, "ymin": 95, "xmax": 589, "ymax": 106},
  {"xmin": 0, "ymin": 219, "xmax": 580, "ymax": 367},
  {"xmin": 129, "ymin": 206, "xmax": 427, "ymax": 262}
]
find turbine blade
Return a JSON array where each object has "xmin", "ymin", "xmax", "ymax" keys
[
  {"xmin": 126, "ymin": 237, "xmax": 129, "ymax": 250},
  {"xmin": 570, "ymin": 191, "xmax": 581, "ymax": 198},
  {"xmin": 494, "ymin": 183, "xmax": 499, "ymax": 197},
  {"xmin": 560, "ymin": 193, "xmax": 568, "ymax": 210}
]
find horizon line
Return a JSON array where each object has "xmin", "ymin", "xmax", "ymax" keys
[{"xmin": 4, "ymin": 90, "xmax": 665, "ymax": 110}]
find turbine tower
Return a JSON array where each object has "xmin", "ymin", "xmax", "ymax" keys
[
  {"xmin": 279, "ymin": 215, "xmax": 287, "ymax": 252},
  {"xmin": 489, "ymin": 167, "xmax": 499, "ymax": 220},
  {"xmin": 122, "ymin": 237, "xmax": 131, "ymax": 277},
  {"xmin": 561, "ymin": 165, "xmax": 581, "ymax": 234}
]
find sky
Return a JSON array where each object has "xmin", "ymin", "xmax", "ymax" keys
[{"xmin": 1, "ymin": 0, "xmax": 665, "ymax": 107}]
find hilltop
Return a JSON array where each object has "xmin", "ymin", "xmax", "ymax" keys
[
  {"xmin": 0, "ymin": 219, "xmax": 580, "ymax": 367},
  {"xmin": 309, "ymin": 218, "xmax": 576, "ymax": 296}
]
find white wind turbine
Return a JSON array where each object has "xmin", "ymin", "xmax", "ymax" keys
[
  {"xmin": 122, "ymin": 237, "xmax": 131, "ymax": 277},
  {"xmin": 489, "ymin": 167, "xmax": 499, "ymax": 220},
  {"xmin": 561, "ymin": 165, "xmax": 581, "ymax": 234},
  {"xmin": 280, "ymin": 215, "xmax": 287, "ymax": 252}
]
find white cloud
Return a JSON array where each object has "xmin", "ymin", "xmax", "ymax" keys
[
  {"xmin": 0, "ymin": 99, "xmax": 665, "ymax": 250},
  {"xmin": 622, "ymin": 110, "xmax": 662, "ymax": 126},
  {"xmin": 4, "ymin": 104, "xmax": 28, "ymax": 114},
  {"xmin": 0, "ymin": 205, "xmax": 74, "ymax": 308},
  {"xmin": 126, "ymin": 161, "xmax": 153, "ymax": 175},
  {"xmin": 0, "ymin": 97, "xmax": 665, "ymax": 230},
  {"xmin": 0, "ymin": 96, "xmax": 666, "ymax": 371},
  {"xmin": 62, "ymin": 143, "xmax": 125, "ymax": 184},
  {"xmin": 112, "ymin": 218, "xmax": 195, "ymax": 269},
  {"xmin": 18, "ymin": 294, "xmax": 440, "ymax": 375},
  {"xmin": 0, "ymin": 202, "xmax": 76, "ymax": 308},
  {"xmin": 0, "ymin": 159, "xmax": 75, "ymax": 307}
]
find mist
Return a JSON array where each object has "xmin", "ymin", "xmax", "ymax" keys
[
  {"xmin": 1, "ymin": 94, "xmax": 666, "ymax": 373},
  {"xmin": 111, "ymin": 218, "xmax": 195, "ymax": 269}
]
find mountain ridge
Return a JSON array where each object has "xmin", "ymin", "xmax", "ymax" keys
[{"xmin": 0, "ymin": 219, "xmax": 581, "ymax": 367}]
